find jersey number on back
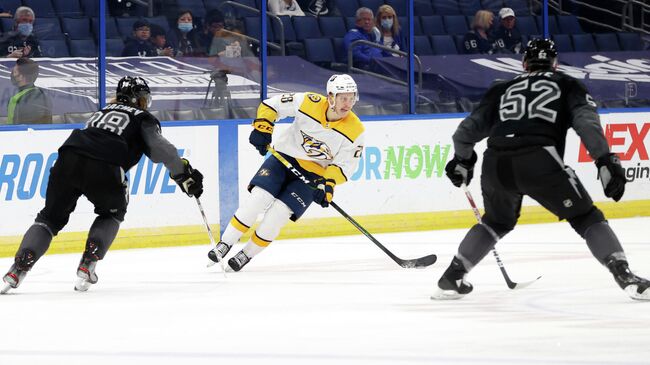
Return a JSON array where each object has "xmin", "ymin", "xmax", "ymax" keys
[
  {"xmin": 499, "ymin": 79, "xmax": 561, "ymax": 123},
  {"xmin": 86, "ymin": 111, "xmax": 130, "ymax": 136}
]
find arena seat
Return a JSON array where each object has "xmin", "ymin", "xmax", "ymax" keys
[
  {"xmin": 443, "ymin": 15, "xmax": 469, "ymax": 35},
  {"xmin": 571, "ymin": 34, "xmax": 596, "ymax": 52},
  {"xmin": 69, "ymin": 39, "xmax": 97, "ymax": 57},
  {"xmin": 504, "ymin": 0, "xmax": 530, "ymax": 16},
  {"xmin": 594, "ymin": 33, "xmax": 621, "ymax": 51},
  {"xmin": 617, "ymin": 32, "xmax": 643, "ymax": 51},
  {"xmin": 92, "ymin": 17, "xmax": 120, "ymax": 40},
  {"xmin": 430, "ymin": 35, "xmax": 458, "ymax": 55},
  {"xmin": 414, "ymin": 1, "xmax": 435, "ymax": 16},
  {"xmin": 551, "ymin": 34, "xmax": 573, "ymax": 52},
  {"xmin": 40, "ymin": 39, "xmax": 70, "ymax": 57},
  {"xmin": 557, "ymin": 15, "xmax": 583, "ymax": 34},
  {"xmin": 319, "ymin": 16, "xmax": 347, "ymax": 38},
  {"xmin": 386, "ymin": 0, "xmax": 407, "ymax": 15},
  {"xmin": 334, "ymin": 0, "xmax": 360, "ymax": 17},
  {"xmin": 433, "ymin": 0, "xmax": 461, "ymax": 15},
  {"xmin": 105, "ymin": 38, "xmax": 125, "ymax": 56},
  {"xmin": 61, "ymin": 17, "xmax": 92, "ymax": 40},
  {"xmin": 420, "ymin": 16, "xmax": 446, "ymax": 36},
  {"xmin": 516, "ymin": 16, "xmax": 538, "ymax": 35},
  {"xmin": 23, "ymin": 0, "xmax": 57, "ymax": 17},
  {"xmin": 293, "ymin": 16, "xmax": 322, "ymax": 41},
  {"xmin": 458, "ymin": 0, "xmax": 481, "ymax": 15},
  {"xmin": 34, "ymin": 17, "xmax": 65, "ymax": 40},
  {"xmin": 175, "ymin": 0, "xmax": 206, "ymax": 19},
  {"xmin": 414, "ymin": 35, "xmax": 434, "ymax": 55},
  {"xmin": 359, "ymin": 0, "xmax": 385, "ymax": 14},
  {"xmin": 52, "ymin": 0, "xmax": 83, "ymax": 17}
]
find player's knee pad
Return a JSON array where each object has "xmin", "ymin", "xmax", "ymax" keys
[
  {"xmin": 568, "ymin": 206, "xmax": 605, "ymax": 237},
  {"xmin": 34, "ymin": 215, "xmax": 62, "ymax": 236},
  {"xmin": 235, "ymin": 186, "xmax": 276, "ymax": 226},
  {"xmin": 256, "ymin": 200, "xmax": 293, "ymax": 242},
  {"xmin": 480, "ymin": 216, "xmax": 514, "ymax": 238}
]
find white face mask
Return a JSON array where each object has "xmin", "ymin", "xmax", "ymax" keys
[{"xmin": 381, "ymin": 18, "xmax": 393, "ymax": 30}]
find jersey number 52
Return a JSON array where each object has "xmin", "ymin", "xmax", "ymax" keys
[{"xmin": 499, "ymin": 79, "xmax": 561, "ymax": 123}]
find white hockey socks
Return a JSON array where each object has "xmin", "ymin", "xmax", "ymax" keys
[
  {"xmin": 221, "ymin": 186, "xmax": 275, "ymax": 246},
  {"xmin": 242, "ymin": 199, "xmax": 293, "ymax": 258}
]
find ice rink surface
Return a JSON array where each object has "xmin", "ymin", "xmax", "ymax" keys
[{"xmin": 1, "ymin": 217, "xmax": 649, "ymax": 365}]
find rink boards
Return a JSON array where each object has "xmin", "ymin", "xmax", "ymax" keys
[{"xmin": 1, "ymin": 110, "xmax": 649, "ymax": 256}]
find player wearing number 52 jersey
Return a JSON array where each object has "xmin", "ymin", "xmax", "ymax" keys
[
  {"xmin": 433, "ymin": 39, "xmax": 649, "ymax": 301},
  {"xmin": 208, "ymin": 74, "xmax": 365, "ymax": 271},
  {"xmin": 2, "ymin": 76, "xmax": 204, "ymax": 294}
]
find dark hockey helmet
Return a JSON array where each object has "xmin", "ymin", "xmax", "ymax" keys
[
  {"xmin": 116, "ymin": 76, "xmax": 152, "ymax": 109},
  {"xmin": 523, "ymin": 38, "xmax": 558, "ymax": 71}
]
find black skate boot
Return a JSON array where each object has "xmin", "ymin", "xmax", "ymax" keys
[
  {"xmin": 207, "ymin": 242, "xmax": 231, "ymax": 264},
  {"xmin": 228, "ymin": 251, "xmax": 251, "ymax": 272},
  {"xmin": 431, "ymin": 257, "xmax": 473, "ymax": 300},
  {"xmin": 1, "ymin": 250, "xmax": 36, "ymax": 294},
  {"xmin": 75, "ymin": 243, "xmax": 100, "ymax": 292},
  {"xmin": 606, "ymin": 256, "xmax": 650, "ymax": 301}
]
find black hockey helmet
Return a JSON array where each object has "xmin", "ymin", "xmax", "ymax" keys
[
  {"xmin": 116, "ymin": 76, "xmax": 152, "ymax": 109},
  {"xmin": 523, "ymin": 38, "xmax": 558, "ymax": 72}
]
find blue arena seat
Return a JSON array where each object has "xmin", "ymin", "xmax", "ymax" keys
[
  {"xmin": 304, "ymin": 38, "xmax": 337, "ymax": 66},
  {"xmin": 359, "ymin": 0, "xmax": 385, "ymax": 13},
  {"xmin": 69, "ymin": 39, "xmax": 97, "ymax": 57},
  {"xmin": 414, "ymin": 35, "xmax": 433, "ymax": 55},
  {"xmin": 345, "ymin": 17, "xmax": 357, "ymax": 31},
  {"xmin": 594, "ymin": 33, "xmax": 621, "ymax": 51},
  {"xmin": 244, "ymin": 17, "xmax": 274, "ymax": 43},
  {"xmin": 430, "ymin": 35, "xmax": 458, "ymax": 54},
  {"xmin": 40, "ymin": 39, "xmax": 70, "ymax": 57},
  {"xmin": 176, "ymin": 0, "xmax": 207, "ymax": 18},
  {"xmin": 571, "ymin": 34, "xmax": 596, "ymax": 52},
  {"xmin": 420, "ymin": 16, "xmax": 446, "ymax": 36},
  {"xmin": 2, "ymin": 0, "xmax": 22, "ymax": 14},
  {"xmin": 458, "ymin": 0, "xmax": 481, "ymax": 15},
  {"xmin": 480, "ymin": 0, "xmax": 503, "ymax": 14},
  {"xmin": 272, "ymin": 15, "xmax": 297, "ymax": 43},
  {"xmin": 52, "ymin": 0, "xmax": 83, "ymax": 17},
  {"xmin": 92, "ymin": 17, "xmax": 120, "ymax": 40},
  {"xmin": 617, "ymin": 32, "xmax": 643, "ymax": 51},
  {"xmin": 551, "ymin": 34, "xmax": 573, "ymax": 52},
  {"xmin": 34, "ymin": 18, "xmax": 65, "ymax": 40},
  {"xmin": 105, "ymin": 38, "xmax": 125, "ymax": 57},
  {"xmin": 557, "ymin": 15, "xmax": 582, "ymax": 34},
  {"xmin": 515, "ymin": 16, "xmax": 538, "ymax": 35},
  {"xmin": 115, "ymin": 17, "xmax": 138, "ymax": 39},
  {"xmin": 332, "ymin": 37, "xmax": 345, "ymax": 62},
  {"xmin": 80, "ymin": 0, "xmax": 99, "ymax": 16},
  {"xmin": 409, "ymin": 16, "xmax": 423, "ymax": 36},
  {"xmin": 334, "ymin": 0, "xmax": 360, "ymax": 17},
  {"xmin": 0, "ymin": 18, "xmax": 13, "ymax": 33},
  {"xmin": 23, "ymin": 0, "xmax": 57, "ymax": 17},
  {"xmin": 319, "ymin": 16, "xmax": 347, "ymax": 38},
  {"xmin": 433, "ymin": 0, "xmax": 461, "ymax": 15},
  {"xmin": 292, "ymin": 16, "xmax": 322, "ymax": 41},
  {"xmin": 535, "ymin": 15, "xmax": 559, "ymax": 34},
  {"xmin": 443, "ymin": 15, "xmax": 468, "ymax": 35},
  {"xmin": 145, "ymin": 16, "xmax": 170, "ymax": 34},
  {"xmin": 504, "ymin": 0, "xmax": 530, "ymax": 16},
  {"xmin": 414, "ymin": 1, "xmax": 435, "ymax": 16},
  {"xmin": 61, "ymin": 17, "xmax": 92, "ymax": 39}
]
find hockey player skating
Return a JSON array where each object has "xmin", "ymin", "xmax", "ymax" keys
[
  {"xmin": 207, "ymin": 74, "xmax": 364, "ymax": 271},
  {"xmin": 432, "ymin": 39, "xmax": 650, "ymax": 301},
  {"xmin": 1, "ymin": 76, "xmax": 204, "ymax": 293}
]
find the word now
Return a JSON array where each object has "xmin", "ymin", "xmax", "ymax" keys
[{"xmin": 351, "ymin": 144, "xmax": 451, "ymax": 181}]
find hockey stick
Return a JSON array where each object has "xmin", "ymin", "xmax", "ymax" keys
[
  {"xmin": 268, "ymin": 147, "xmax": 437, "ymax": 269},
  {"xmin": 461, "ymin": 183, "xmax": 541, "ymax": 289},
  {"xmin": 196, "ymin": 197, "xmax": 227, "ymax": 275}
]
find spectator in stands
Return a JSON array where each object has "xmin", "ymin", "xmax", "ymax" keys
[
  {"xmin": 269, "ymin": 0, "xmax": 305, "ymax": 16},
  {"xmin": 150, "ymin": 24, "xmax": 174, "ymax": 57},
  {"xmin": 7, "ymin": 58, "xmax": 52, "ymax": 124},
  {"xmin": 208, "ymin": 24, "xmax": 255, "ymax": 58},
  {"xmin": 121, "ymin": 20, "xmax": 157, "ymax": 57},
  {"xmin": 491, "ymin": 8, "xmax": 523, "ymax": 53},
  {"xmin": 0, "ymin": 6, "xmax": 12, "ymax": 18},
  {"xmin": 462, "ymin": 10, "xmax": 496, "ymax": 54},
  {"xmin": 375, "ymin": 4, "xmax": 406, "ymax": 56},
  {"xmin": 343, "ymin": 7, "xmax": 384, "ymax": 70},
  {"xmin": 198, "ymin": 9, "xmax": 226, "ymax": 56},
  {"xmin": 166, "ymin": 10, "xmax": 204, "ymax": 57},
  {"xmin": 1, "ymin": 7, "xmax": 42, "ymax": 58}
]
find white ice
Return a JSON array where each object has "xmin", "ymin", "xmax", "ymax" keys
[{"xmin": 1, "ymin": 217, "xmax": 649, "ymax": 365}]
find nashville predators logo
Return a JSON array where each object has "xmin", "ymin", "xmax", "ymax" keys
[
  {"xmin": 300, "ymin": 130, "xmax": 332, "ymax": 160},
  {"xmin": 258, "ymin": 168, "xmax": 271, "ymax": 177},
  {"xmin": 308, "ymin": 94, "xmax": 321, "ymax": 103}
]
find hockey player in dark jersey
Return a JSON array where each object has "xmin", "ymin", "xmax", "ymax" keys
[
  {"xmin": 432, "ymin": 39, "xmax": 649, "ymax": 301},
  {"xmin": 1, "ymin": 76, "xmax": 204, "ymax": 294}
]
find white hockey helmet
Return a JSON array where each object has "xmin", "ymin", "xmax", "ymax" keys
[{"xmin": 326, "ymin": 74, "xmax": 359, "ymax": 102}]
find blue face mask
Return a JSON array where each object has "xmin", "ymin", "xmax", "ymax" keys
[
  {"xmin": 381, "ymin": 18, "xmax": 393, "ymax": 30},
  {"xmin": 178, "ymin": 22, "xmax": 193, "ymax": 33},
  {"xmin": 17, "ymin": 23, "xmax": 33, "ymax": 36}
]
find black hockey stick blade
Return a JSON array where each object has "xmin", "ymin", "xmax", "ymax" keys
[{"xmin": 399, "ymin": 254, "xmax": 437, "ymax": 269}]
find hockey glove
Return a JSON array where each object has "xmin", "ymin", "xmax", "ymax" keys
[
  {"xmin": 596, "ymin": 153, "xmax": 626, "ymax": 202},
  {"xmin": 313, "ymin": 179, "xmax": 335, "ymax": 208},
  {"xmin": 171, "ymin": 158, "xmax": 204, "ymax": 198},
  {"xmin": 249, "ymin": 118, "xmax": 274, "ymax": 156},
  {"xmin": 445, "ymin": 151, "xmax": 478, "ymax": 187}
]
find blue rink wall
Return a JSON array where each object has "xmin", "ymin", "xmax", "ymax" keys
[{"xmin": 1, "ymin": 110, "xmax": 649, "ymax": 256}]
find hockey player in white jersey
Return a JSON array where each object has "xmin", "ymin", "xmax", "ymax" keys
[{"xmin": 208, "ymin": 74, "xmax": 364, "ymax": 271}]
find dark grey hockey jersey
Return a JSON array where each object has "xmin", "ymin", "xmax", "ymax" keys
[
  {"xmin": 452, "ymin": 70, "xmax": 610, "ymax": 161},
  {"xmin": 60, "ymin": 103, "xmax": 184, "ymax": 175}
]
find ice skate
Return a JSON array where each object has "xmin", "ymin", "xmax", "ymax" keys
[
  {"xmin": 207, "ymin": 241, "xmax": 231, "ymax": 265},
  {"xmin": 228, "ymin": 251, "xmax": 251, "ymax": 272},
  {"xmin": 75, "ymin": 244, "xmax": 100, "ymax": 292},
  {"xmin": 431, "ymin": 257, "xmax": 473, "ymax": 300},
  {"xmin": 1, "ymin": 250, "xmax": 36, "ymax": 294},
  {"xmin": 606, "ymin": 257, "xmax": 650, "ymax": 301}
]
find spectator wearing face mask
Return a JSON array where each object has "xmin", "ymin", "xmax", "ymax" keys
[
  {"xmin": 121, "ymin": 20, "xmax": 157, "ymax": 57},
  {"xmin": 166, "ymin": 10, "xmax": 204, "ymax": 57},
  {"xmin": 1, "ymin": 6, "xmax": 42, "ymax": 58},
  {"xmin": 375, "ymin": 4, "xmax": 405, "ymax": 57}
]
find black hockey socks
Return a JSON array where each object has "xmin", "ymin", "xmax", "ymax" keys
[
  {"xmin": 86, "ymin": 216, "xmax": 121, "ymax": 260},
  {"xmin": 584, "ymin": 221, "xmax": 624, "ymax": 264},
  {"xmin": 17, "ymin": 223, "xmax": 54, "ymax": 261},
  {"xmin": 457, "ymin": 223, "xmax": 498, "ymax": 268}
]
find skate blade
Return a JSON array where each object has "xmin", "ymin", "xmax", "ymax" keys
[
  {"xmin": 74, "ymin": 277, "xmax": 92, "ymax": 292},
  {"xmin": 1, "ymin": 283, "xmax": 12, "ymax": 294},
  {"xmin": 430, "ymin": 289, "xmax": 465, "ymax": 300},
  {"xmin": 626, "ymin": 285, "xmax": 650, "ymax": 301}
]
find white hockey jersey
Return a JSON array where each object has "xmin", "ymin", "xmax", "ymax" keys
[{"xmin": 256, "ymin": 92, "xmax": 364, "ymax": 185}]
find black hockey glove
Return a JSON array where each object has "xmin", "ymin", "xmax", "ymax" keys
[
  {"xmin": 249, "ymin": 118, "xmax": 274, "ymax": 156},
  {"xmin": 313, "ymin": 179, "xmax": 335, "ymax": 208},
  {"xmin": 445, "ymin": 151, "xmax": 478, "ymax": 187},
  {"xmin": 171, "ymin": 158, "xmax": 204, "ymax": 198},
  {"xmin": 596, "ymin": 153, "xmax": 626, "ymax": 202}
]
